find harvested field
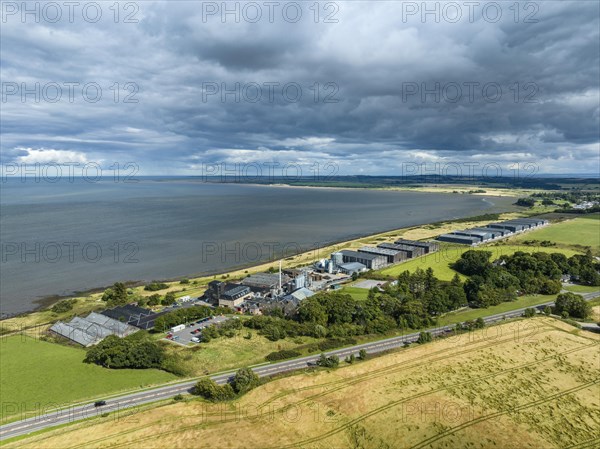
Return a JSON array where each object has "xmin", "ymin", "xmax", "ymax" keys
[{"xmin": 10, "ymin": 318, "xmax": 600, "ymax": 449}]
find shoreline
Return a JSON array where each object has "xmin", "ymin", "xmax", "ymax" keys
[
  {"xmin": 1, "ymin": 204, "xmax": 522, "ymax": 321},
  {"xmin": 194, "ymin": 180, "xmax": 529, "ymax": 197}
]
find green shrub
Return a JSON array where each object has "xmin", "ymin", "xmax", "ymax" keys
[
  {"xmin": 265, "ymin": 349, "xmax": 302, "ymax": 362},
  {"xmin": 51, "ymin": 298, "xmax": 77, "ymax": 314},
  {"xmin": 144, "ymin": 281, "xmax": 169, "ymax": 291},
  {"xmin": 416, "ymin": 331, "xmax": 433, "ymax": 344}
]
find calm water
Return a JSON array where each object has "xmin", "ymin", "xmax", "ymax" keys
[{"xmin": 0, "ymin": 179, "xmax": 516, "ymax": 315}]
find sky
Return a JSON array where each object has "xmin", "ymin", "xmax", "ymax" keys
[{"xmin": 1, "ymin": 1, "xmax": 599, "ymax": 178}]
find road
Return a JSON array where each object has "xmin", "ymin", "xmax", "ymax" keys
[{"xmin": 1, "ymin": 291, "xmax": 598, "ymax": 441}]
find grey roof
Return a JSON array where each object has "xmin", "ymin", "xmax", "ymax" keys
[
  {"xmin": 378, "ymin": 243, "xmax": 418, "ymax": 251},
  {"xmin": 339, "ymin": 262, "xmax": 367, "ymax": 271},
  {"xmin": 394, "ymin": 239, "xmax": 437, "ymax": 247},
  {"xmin": 242, "ymin": 273, "xmax": 290, "ymax": 287},
  {"xmin": 69, "ymin": 316, "xmax": 114, "ymax": 339},
  {"xmin": 341, "ymin": 250, "xmax": 384, "ymax": 261},
  {"xmin": 453, "ymin": 230, "xmax": 491, "ymax": 237},
  {"xmin": 358, "ymin": 246, "xmax": 401, "ymax": 256},
  {"xmin": 49, "ymin": 321, "xmax": 101, "ymax": 347},
  {"xmin": 85, "ymin": 312, "xmax": 137, "ymax": 336},
  {"xmin": 436, "ymin": 234, "xmax": 480, "ymax": 243},
  {"xmin": 222, "ymin": 285, "xmax": 251, "ymax": 298},
  {"xmin": 288, "ymin": 287, "xmax": 315, "ymax": 301},
  {"xmin": 470, "ymin": 227, "xmax": 506, "ymax": 234}
]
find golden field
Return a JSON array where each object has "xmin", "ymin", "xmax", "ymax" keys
[{"xmin": 9, "ymin": 317, "xmax": 600, "ymax": 449}]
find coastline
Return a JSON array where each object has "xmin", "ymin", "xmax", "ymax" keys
[
  {"xmin": 196, "ymin": 180, "xmax": 532, "ymax": 198},
  {"xmin": 1, "ymin": 203, "xmax": 523, "ymax": 321}
]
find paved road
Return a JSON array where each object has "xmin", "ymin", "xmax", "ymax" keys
[{"xmin": 1, "ymin": 291, "xmax": 598, "ymax": 441}]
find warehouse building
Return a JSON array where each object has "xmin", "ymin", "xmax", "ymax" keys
[
  {"xmin": 394, "ymin": 239, "xmax": 439, "ymax": 254},
  {"xmin": 358, "ymin": 246, "xmax": 406, "ymax": 264},
  {"xmin": 338, "ymin": 262, "xmax": 367, "ymax": 275},
  {"xmin": 241, "ymin": 273, "xmax": 291, "ymax": 292},
  {"xmin": 451, "ymin": 229, "xmax": 494, "ymax": 242},
  {"xmin": 469, "ymin": 227, "xmax": 509, "ymax": 238},
  {"xmin": 487, "ymin": 222, "xmax": 528, "ymax": 233},
  {"xmin": 436, "ymin": 234, "xmax": 480, "ymax": 245},
  {"xmin": 378, "ymin": 243, "xmax": 425, "ymax": 258},
  {"xmin": 340, "ymin": 250, "xmax": 387, "ymax": 270}
]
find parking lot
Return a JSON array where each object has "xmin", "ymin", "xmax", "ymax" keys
[{"xmin": 165, "ymin": 315, "xmax": 229, "ymax": 345}]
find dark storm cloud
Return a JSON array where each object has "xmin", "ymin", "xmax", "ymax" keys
[{"xmin": 1, "ymin": 1, "xmax": 598, "ymax": 175}]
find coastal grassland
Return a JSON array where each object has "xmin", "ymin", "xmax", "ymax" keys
[
  {"xmin": 0, "ymin": 335, "xmax": 176, "ymax": 423},
  {"xmin": 11, "ymin": 318, "xmax": 600, "ymax": 449},
  {"xmin": 507, "ymin": 214, "xmax": 600, "ymax": 254}
]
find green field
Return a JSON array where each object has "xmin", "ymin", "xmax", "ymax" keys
[
  {"xmin": 339, "ymin": 286, "xmax": 371, "ymax": 301},
  {"xmin": 378, "ymin": 244, "xmax": 581, "ymax": 281},
  {"xmin": 0, "ymin": 336, "xmax": 176, "ymax": 422},
  {"xmin": 510, "ymin": 215, "xmax": 600, "ymax": 251},
  {"xmin": 436, "ymin": 293, "xmax": 560, "ymax": 326},
  {"xmin": 563, "ymin": 284, "xmax": 600, "ymax": 293}
]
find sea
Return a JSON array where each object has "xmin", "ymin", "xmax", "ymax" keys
[{"xmin": 0, "ymin": 178, "xmax": 517, "ymax": 316}]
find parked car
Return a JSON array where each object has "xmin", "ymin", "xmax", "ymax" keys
[{"xmin": 94, "ymin": 400, "xmax": 106, "ymax": 407}]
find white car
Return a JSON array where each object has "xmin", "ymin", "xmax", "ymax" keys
[{"xmin": 191, "ymin": 337, "xmax": 201, "ymax": 343}]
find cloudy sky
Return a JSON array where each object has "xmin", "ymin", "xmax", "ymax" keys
[{"xmin": 1, "ymin": 1, "xmax": 599, "ymax": 176}]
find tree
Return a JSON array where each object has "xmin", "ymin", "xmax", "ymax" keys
[
  {"xmin": 539, "ymin": 279, "xmax": 562, "ymax": 295},
  {"xmin": 163, "ymin": 292, "xmax": 176, "ymax": 306},
  {"xmin": 523, "ymin": 308, "xmax": 536, "ymax": 318},
  {"xmin": 345, "ymin": 354, "xmax": 355, "ymax": 364},
  {"xmin": 101, "ymin": 282, "xmax": 128, "ymax": 306},
  {"xmin": 453, "ymin": 251, "xmax": 493, "ymax": 276},
  {"xmin": 543, "ymin": 305, "xmax": 552, "ymax": 315},
  {"xmin": 51, "ymin": 298, "xmax": 77, "ymax": 313},
  {"xmin": 297, "ymin": 297, "xmax": 328, "ymax": 326},
  {"xmin": 192, "ymin": 379, "xmax": 235, "ymax": 401},
  {"xmin": 554, "ymin": 293, "xmax": 591, "ymax": 319},
  {"xmin": 358, "ymin": 349, "xmax": 367, "ymax": 360},
  {"xmin": 515, "ymin": 197, "xmax": 535, "ymax": 207},
  {"xmin": 147, "ymin": 294, "xmax": 161, "ymax": 306},
  {"xmin": 144, "ymin": 281, "xmax": 169, "ymax": 291},
  {"xmin": 231, "ymin": 367, "xmax": 260, "ymax": 394},
  {"xmin": 475, "ymin": 317, "xmax": 485, "ymax": 329},
  {"xmin": 84, "ymin": 334, "xmax": 164, "ymax": 369},
  {"xmin": 317, "ymin": 353, "xmax": 339, "ymax": 368},
  {"xmin": 416, "ymin": 331, "xmax": 432, "ymax": 344}
]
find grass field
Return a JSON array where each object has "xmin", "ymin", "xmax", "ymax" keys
[
  {"xmin": 509, "ymin": 214, "xmax": 600, "ymax": 253},
  {"xmin": 563, "ymin": 284, "xmax": 600, "ymax": 293},
  {"xmin": 0, "ymin": 336, "xmax": 176, "ymax": 422},
  {"xmin": 11, "ymin": 318, "xmax": 599, "ymax": 449},
  {"xmin": 378, "ymin": 244, "xmax": 581, "ymax": 281},
  {"xmin": 436, "ymin": 294, "xmax": 558, "ymax": 326},
  {"xmin": 338, "ymin": 286, "xmax": 372, "ymax": 301},
  {"xmin": 163, "ymin": 328, "xmax": 320, "ymax": 376}
]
